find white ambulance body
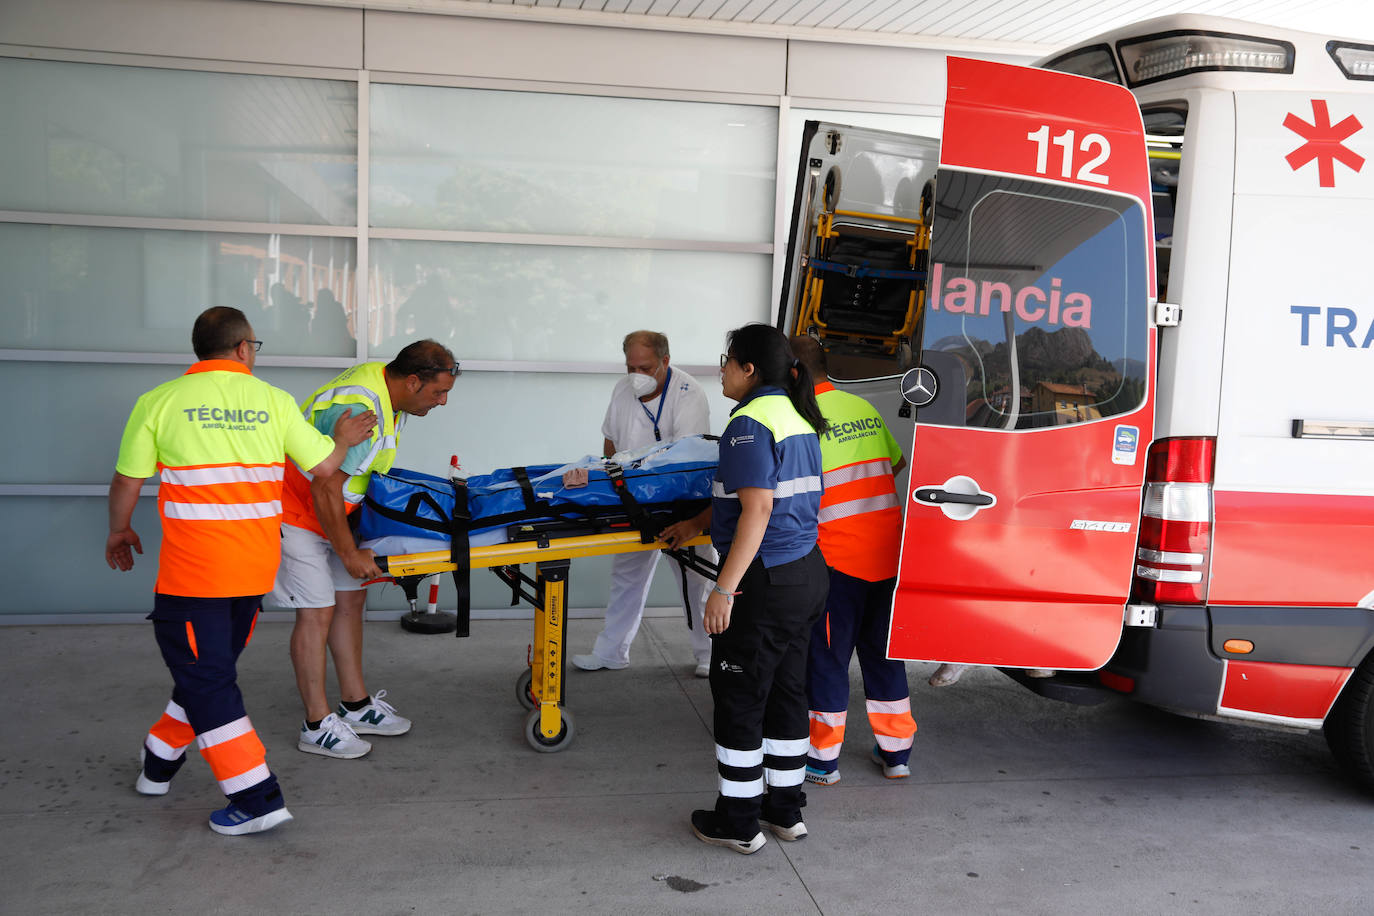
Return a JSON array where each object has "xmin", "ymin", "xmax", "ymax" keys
[{"xmin": 779, "ymin": 16, "xmax": 1374, "ymax": 790}]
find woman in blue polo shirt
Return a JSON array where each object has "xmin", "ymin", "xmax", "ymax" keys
[{"xmin": 690, "ymin": 323, "xmax": 830, "ymax": 855}]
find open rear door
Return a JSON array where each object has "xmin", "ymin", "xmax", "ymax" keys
[{"xmin": 888, "ymin": 58, "xmax": 1156, "ymax": 670}]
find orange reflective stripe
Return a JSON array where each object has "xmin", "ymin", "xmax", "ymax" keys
[
  {"xmin": 184, "ymin": 621, "xmax": 198, "ymax": 660},
  {"xmin": 160, "ymin": 479, "xmax": 286, "ymax": 505},
  {"xmin": 148, "ymin": 708, "xmax": 195, "ymax": 754},
  {"xmin": 199, "ymin": 728, "xmax": 267, "ymax": 783},
  {"xmin": 246, "ymin": 608, "xmax": 259, "ymax": 647},
  {"xmin": 820, "ymin": 471, "xmax": 896, "ymax": 509},
  {"xmin": 868, "ymin": 710, "xmax": 918, "ymax": 741},
  {"xmin": 808, "ymin": 709, "xmax": 847, "ymax": 755}
]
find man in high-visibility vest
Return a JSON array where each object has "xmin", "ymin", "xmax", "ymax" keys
[
  {"xmin": 107, "ymin": 306, "xmax": 377, "ymax": 835},
  {"xmin": 270, "ymin": 340, "xmax": 457, "ymax": 760},
  {"xmin": 789, "ymin": 336, "xmax": 918, "ymax": 786}
]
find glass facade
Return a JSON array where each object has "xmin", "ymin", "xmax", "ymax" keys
[{"xmin": 1, "ymin": 55, "xmax": 784, "ymax": 615}]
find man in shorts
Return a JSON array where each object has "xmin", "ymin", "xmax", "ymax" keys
[{"xmin": 270, "ymin": 340, "xmax": 458, "ymax": 759}]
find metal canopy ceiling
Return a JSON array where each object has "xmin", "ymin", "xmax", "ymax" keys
[{"xmin": 280, "ymin": 0, "xmax": 1374, "ymax": 54}]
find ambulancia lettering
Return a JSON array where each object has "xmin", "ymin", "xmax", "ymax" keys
[{"xmin": 929, "ymin": 263, "xmax": 1093, "ymax": 329}]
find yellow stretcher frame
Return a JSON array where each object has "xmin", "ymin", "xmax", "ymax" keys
[{"xmin": 378, "ymin": 530, "xmax": 711, "ymax": 753}]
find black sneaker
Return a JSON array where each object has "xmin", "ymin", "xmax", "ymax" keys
[{"xmin": 690, "ymin": 809, "xmax": 766, "ymax": 855}]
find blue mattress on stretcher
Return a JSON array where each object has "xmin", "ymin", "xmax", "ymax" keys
[{"xmin": 357, "ymin": 436, "xmax": 717, "ymax": 553}]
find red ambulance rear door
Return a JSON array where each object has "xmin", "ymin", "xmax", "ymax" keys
[{"xmin": 888, "ymin": 57, "xmax": 1156, "ymax": 670}]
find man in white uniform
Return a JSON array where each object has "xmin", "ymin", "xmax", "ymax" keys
[{"xmin": 570, "ymin": 330, "xmax": 716, "ymax": 678}]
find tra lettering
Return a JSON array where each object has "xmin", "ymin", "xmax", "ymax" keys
[
  {"xmin": 929, "ymin": 262, "xmax": 1093, "ymax": 329},
  {"xmin": 1291, "ymin": 305, "xmax": 1374, "ymax": 348}
]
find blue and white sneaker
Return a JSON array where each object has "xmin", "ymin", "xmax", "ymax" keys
[
  {"xmin": 804, "ymin": 765, "xmax": 840, "ymax": 786},
  {"xmin": 209, "ymin": 802, "xmax": 293, "ymax": 836},
  {"xmin": 871, "ymin": 745, "xmax": 911, "ymax": 779},
  {"xmin": 337, "ymin": 689, "xmax": 412, "ymax": 736},
  {"xmin": 298, "ymin": 713, "xmax": 372, "ymax": 759}
]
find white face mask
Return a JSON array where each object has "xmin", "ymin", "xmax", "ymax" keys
[{"xmin": 629, "ymin": 372, "xmax": 657, "ymax": 398}]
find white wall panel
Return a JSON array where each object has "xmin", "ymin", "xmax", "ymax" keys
[
  {"xmin": 0, "ymin": 0, "xmax": 362, "ymax": 69},
  {"xmin": 366, "ymin": 12, "xmax": 785, "ymax": 96},
  {"xmin": 787, "ymin": 40, "xmax": 1036, "ymax": 107}
]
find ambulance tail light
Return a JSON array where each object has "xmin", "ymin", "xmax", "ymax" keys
[{"xmin": 1133, "ymin": 437, "xmax": 1216, "ymax": 604}]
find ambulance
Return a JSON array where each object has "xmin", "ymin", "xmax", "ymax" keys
[{"xmin": 778, "ymin": 16, "xmax": 1374, "ymax": 790}]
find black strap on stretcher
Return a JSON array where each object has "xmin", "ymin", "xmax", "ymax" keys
[
  {"xmin": 449, "ymin": 478, "xmax": 471, "ymax": 638},
  {"xmin": 809, "ymin": 259, "xmax": 925, "ymax": 281},
  {"xmin": 604, "ymin": 461, "xmax": 657, "ymax": 544}
]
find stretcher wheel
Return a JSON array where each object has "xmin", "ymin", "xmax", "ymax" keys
[
  {"xmin": 515, "ymin": 668, "xmax": 536, "ymax": 711},
  {"xmin": 524, "ymin": 707, "xmax": 575, "ymax": 753}
]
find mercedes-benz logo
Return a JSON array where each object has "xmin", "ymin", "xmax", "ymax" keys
[{"xmin": 900, "ymin": 367, "xmax": 938, "ymax": 407}]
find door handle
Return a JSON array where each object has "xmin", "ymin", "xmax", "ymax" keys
[{"xmin": 913, "ymin": 487, "xmax": 994, "ymax": 507}]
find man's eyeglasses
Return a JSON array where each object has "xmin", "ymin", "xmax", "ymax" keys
[
  {"xmin": 241, "ymin": 339, "xmax": 264, "ymax": 353},
  {"xmin": 719, "ymin": 353, "xmax": 734, "ymax": 369},
  {"xmin": 421, "ymin": 363, "xmax": 462, "ymax": 377}
]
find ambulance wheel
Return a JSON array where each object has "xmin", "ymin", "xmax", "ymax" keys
[
  {"xmin": 524, "ymin": 707, "xmax": 575, "ymax": 753},
  {"xmin": 1323, "ymin": 653, "xmax": 1374, "ymax": 793},
  {"xmin": 515, "ymin": 669, "xmax": 536, "ymax": 711}
]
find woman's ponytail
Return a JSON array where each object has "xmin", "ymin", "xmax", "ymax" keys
[
  {"xmin": 724, "ymin": 324, "xmax": 828, "ymax": 435},
  {"xmin": 786, "ymin": 358, "xmax": 828, "ymax": 435}
]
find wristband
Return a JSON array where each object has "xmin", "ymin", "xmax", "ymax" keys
[{"xmin": 711, "ymin": 585, "xmax": 741, "ymax": 601}]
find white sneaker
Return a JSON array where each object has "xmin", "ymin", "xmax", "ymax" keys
[
  {"xmin": 694, "ymin": 661, "xmax": 710, "ymax": 679},
  {"xmin": 298, "ymin": 713, "xmax": 372, "ymax": 759},
  {"xmin": 136, "ymin": 748, "xmax": 170, "ymax": 796},
  {"xmin": 572, "ymin": 653, "xmax": 628, "ymax": 671},
  {"xmin": 338, "ymin": 689, "xmax": 412, "ymax": 736}
]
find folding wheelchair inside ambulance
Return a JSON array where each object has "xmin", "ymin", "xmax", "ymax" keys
[{"xmin": 789, "ymin": 155, "xmax": 931, "ymax": 376}]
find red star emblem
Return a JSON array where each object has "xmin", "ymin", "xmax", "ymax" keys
[{"xmin": 1284, "ymin": 99, "xmax": 1365, "ymax": 188}]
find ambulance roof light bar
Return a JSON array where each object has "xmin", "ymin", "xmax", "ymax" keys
[
  {"xmin": 1117, "ymin": 30, "xmax": 1294, "ymax": 87},
  {"xmin": 1329, "ymin": 41, "xmax": 1374, "ymax": 81}
]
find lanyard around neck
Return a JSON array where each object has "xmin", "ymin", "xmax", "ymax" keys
[{"xmin": 639, "ymin": 366, "xmax": 672, "ymax": 442}]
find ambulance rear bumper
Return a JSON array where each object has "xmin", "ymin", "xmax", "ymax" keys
[{"xmin": 1106, "ymin": 603, "xmax": 1374, "ymax": 716}]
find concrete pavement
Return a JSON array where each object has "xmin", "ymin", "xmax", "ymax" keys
[{"xmin": 3, "ymin": 615, "xmax": 1373, "ymax": 915}]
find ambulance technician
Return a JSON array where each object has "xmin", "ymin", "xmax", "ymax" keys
[
  {"xmin": 690, "ymin": 324, "xmax": 829, "ymax": 855},
  {"xmin": 107, "ymin": 307, "xmax": 376, "ymax": 836},
  {"xmin": 271, "ymin": 339, "xmax": 457, "ymax": 760},
  {"xmin": 789, "ymin": 336, "xmax": 917, "ymax": 786},
  {"xmin": 569, "ymin": 330, "xmax": 715, "ymax": 678}
]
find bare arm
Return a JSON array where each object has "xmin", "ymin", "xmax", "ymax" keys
[
  {"xmin": 893, "ymin": 455, "xmax": 908, "ymax": 476},
  {"xmin": 310, "ymin": 470, "xmax": 382, "ymax": 580},
  {"xmin": 603, "ymin": 437, "xmax": 616, "ymax": 459},
  {"xmin": 702, "ymin": 487, "xmax": 772, "ymax": 635},
  {"xmin": 105, "ymin": 472, "xmax": 145, "ymax": 571}
]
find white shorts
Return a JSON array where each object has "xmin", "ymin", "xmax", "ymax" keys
[{"xmin": 268, "ymin": 523, "xmax": 365, "ymax": 609}]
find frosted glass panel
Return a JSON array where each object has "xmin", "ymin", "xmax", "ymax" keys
[
  {"xmin": 0, "ymin": 224, "xmax": 357, "ymax": 355},
  {"xmin": 370, "ymin": 240, "xmax": 770, "ymax": 364},
  {"xmin": 0, "ymin": 496, "xmax": 165, "ymax": 614},
  {"xmin": 4, "ymin": 363, "xmax": 342, "ymax": 485},
  {"xmin": 0, "ymin": 58, "xmax": 357, "ymax": 225},
  {"xmin": 371, "ymin": 84, "xmax": 776, "ymax": 242}
]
